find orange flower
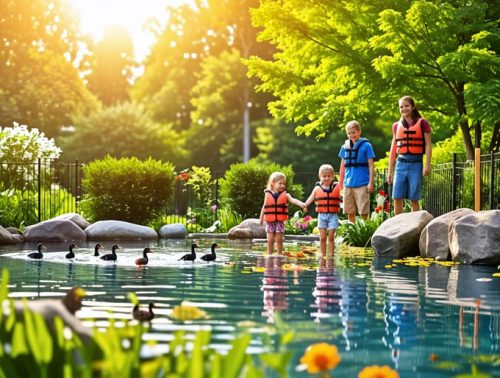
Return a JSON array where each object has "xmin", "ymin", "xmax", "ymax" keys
[
  {"xmin": 300, "ymin": 343, "xmax": 341, "ymax": 374},
  {"xmin": 358, "ymin": 365, "xmax": 399, "ymax": 378},
  {"xmin": 375, "ymin": 205, "xmax": 383, "ymax": 213}
]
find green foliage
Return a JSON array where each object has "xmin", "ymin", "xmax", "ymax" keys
[
  {"xmin": 187, "ymin": 166, "xmax": 214, "ymax": 206},
  {"xmin": 81, "ymin": 156, "xmax": 175, "ymax": 224},
  {"xmin": 215, "ymin": 206, "xmax": 244, "ymax": 233},
  {"xmin": 60, "ymin": 102, "xmax": 187, "ymax": 165},
  {"xmin": 285, "ymin": 211, "xmax": 317, "ymax": 235},
  {"xmin": 220, "ymin": 160, "xmax": 303, "ymax": 218},
  {"xmin": 337, "ymin": 217, "xmax": 384, "ymax": 248}
]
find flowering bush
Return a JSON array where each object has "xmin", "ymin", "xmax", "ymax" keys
[
  {"xmin": 285, "ymin": 211, "xmax": 317, "ymax": 235},
  {"xmin": 371, "ymin": 189, "xmax": 390, "ymax": 221}
]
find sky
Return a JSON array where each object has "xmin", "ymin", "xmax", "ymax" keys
[{"xmin": 69, "ymin": 0, "xmax": 189, "ymax": 61}]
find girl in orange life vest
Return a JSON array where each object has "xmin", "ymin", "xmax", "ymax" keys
[
  {"xmin": 259, "ymin": 172, "xmax": 306, "ymax": 255},
  {"xmin": 303, "ymin": 164, "xmax": 341, "ymax": 257},
  {"xmin": 387, "ymin": 96, "xmax": 432, "ymax": 215}
]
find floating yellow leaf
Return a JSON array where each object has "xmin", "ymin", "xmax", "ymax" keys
[
  {"xmin": 492, "ymin": 273, "xmax": 500, "ymax": 277},
  {"xmin": 170, "ymin": 302, "xmax": 207, "ymax": 321}
]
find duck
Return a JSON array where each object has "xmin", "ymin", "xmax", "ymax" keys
[
  {"xmin": 93, "ymin": 243, "xmax": 104, "ymax": 257},
  {"xmin": 27, "ymin": 243, "xmax": 46, "ymax": 259},
  {"xmin": 100, "ymin": 244, "xmax": 119, "ymax": 261},
  {"xmin": 133, "ymin": 302, "xmax": 155, "ymax": 321},
  {"xmin": 201, "ymin": 243, "xmax": 218, "ymax": 262},
  {"xmin": 179, "ymin": 243, "xmax": 198, "ymax": 262},
  {"xmin": 135, "ymin": 247, "xmax": 153, "ymax": 266},
  {"xmin": 65, "ymin": 243, "xmax": 77, "ymax": 259}
]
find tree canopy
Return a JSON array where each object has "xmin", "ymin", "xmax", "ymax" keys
[{"xmin": 247, "ymin": 0, "xmax": 500, "ymax": 157}]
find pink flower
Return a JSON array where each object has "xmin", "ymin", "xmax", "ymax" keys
[
  {"xmin": 211, "ymin": 205, "xmax": 217, "ymax": 212},
  {"xmin": 304, "ymin": 216, "xmax": 312, "ymax": 222}
]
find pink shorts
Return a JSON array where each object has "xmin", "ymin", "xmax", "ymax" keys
[{"xmin": 265, "ymin": 221, "xmax": 285, "ymax": 234}]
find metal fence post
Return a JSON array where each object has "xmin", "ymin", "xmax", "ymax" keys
[
  {"xmin": 37, "ymin": 158, "xmax": 41, "ymax": 223},
  {"xmin": 451, "ymin": 153, "xmax": 457, "ymax": 210},
  {"xmin": 490, "ymin": 151, "xmax": 495, "ymax": 210},
  {"xmin": 75, "ymin": 160, "xmax": 79, "ymax": 212}
]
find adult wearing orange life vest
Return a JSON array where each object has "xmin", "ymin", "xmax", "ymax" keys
[
  {"xmin": 259, "ymin": 172, "xmax": 306, "ymax": 255},
  {"xmin": 304, "ymin": 164, "xmax": 341, "ymax": 257},
  {"xmin": 388, "ymin": 96, "xmax": 432, "ymax": 215}
]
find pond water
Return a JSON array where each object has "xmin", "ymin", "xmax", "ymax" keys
[{"xmin": 0, "ymin": 240, "xmax": 499, "ymax": 377}]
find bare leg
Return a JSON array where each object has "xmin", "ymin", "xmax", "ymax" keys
[
  {"xmin": 410, "ymin": 200, "xmax": 420, "ymax": 212},
  {"xmin": 347, "ymin": 213, "xmax": 356, "ymax": 223},
  {"xmin": 327, "ymin": 229, "xmax": 336, "ymax": 257},
  {"xmin": 319, "ymin": 228, "xmax": 327, "ymax": 257},
  {"xmin": 394, "ymin": 199, "xmax": 404, "ymax": 215},
  {"xmin": 267, "ymin": 233, "xmax": 275, "ymax": 254},
  {"xmin": 275, "ymin": 233, "xmax": 284, "ymax": 255}
]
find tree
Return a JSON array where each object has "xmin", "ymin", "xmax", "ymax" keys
[
  {"xmin": 247, "ymin": 0, "xmax": 499, "ymax": 158},
  {"xmin": 59, "ymin": 102, "xmax": 187, "ymax": 165},
  {"xmin": 0, "ymin": 0, "xmax": 98, "ymax": 137},
  {"xmin": 87, "ymin": 26, "xmax": 135, "ymax": 105}
]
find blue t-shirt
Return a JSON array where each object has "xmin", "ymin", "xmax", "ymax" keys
[{"xmin": 338, "ymin": 138, "xmax": 376, "ymax": 188}]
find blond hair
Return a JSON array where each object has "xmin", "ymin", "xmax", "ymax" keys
[
  {"xmin": 346, "ymin": 120, "xmax": 361, "ymax": 131},
  {"xmin": 266, "ymin": 171, "xmax": 286, "ymax": 190},
  {"xmin": 318, "ymin": 164, "xmax": 334, "ymax": 176}
]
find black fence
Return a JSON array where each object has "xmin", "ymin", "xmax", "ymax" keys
[{"xmin": 0, "ymin": 153, "xmax": 498, "ymax": 227}]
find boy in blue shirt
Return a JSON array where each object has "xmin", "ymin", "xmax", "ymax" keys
[{"xmin": 338, "ymin": 120, "xmax": 376, "ymax": 223}]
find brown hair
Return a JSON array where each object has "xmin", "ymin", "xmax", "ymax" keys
[{"xmin": 399, "ymin": 95, "xmax": 422, "ymax": 126}]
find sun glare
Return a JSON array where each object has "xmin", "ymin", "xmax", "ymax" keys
[{"xmin": 69, "ymin": 0, "xmax": 189, "ymax": 60}]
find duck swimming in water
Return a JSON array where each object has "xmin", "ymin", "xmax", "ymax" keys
[
  {"xmin": 135, "ymin": 247, "xmax": 153, "ymax": 266},
  {"xmin": 65, "ymin": 243, "xmax": 77, "ymax": 259},
  {"xmin": 201, "ymin": 243, "xmax": 218, "ymax": 262},
  {"xmin": 28, "ymin": 243, "xmax": 46, "ymax": 259},
  {"xmin": 93, "ymin": 243, "xmax": 104, "ymax": 257},
  {"xmin": 133, "ymin": 302, "xmax": 155, "ymax": 321},
  {"xmin": 100, "ymin": 244, "xmax": 119, "ymax": 261},
  {"xmin": 179, "ymin": 243, "xmax": 198, "ymax": 262}
]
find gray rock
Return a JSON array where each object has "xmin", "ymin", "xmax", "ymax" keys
[
  {"xmin": 6, "ymin": 227, "xmax": 22, "ymax": 235},
  {"xmin": 227, "ymin": 218, "xmax": 266, "ymax": 239},
  {"xmin": 371, "ymin": 210, "xmax": 434, "ymax": 257},
  {"xmin": 24, "ymin": 219, "xmax": 87, "ymax": 242},
  {"xmin": 449, "ymin": 210, "xmax": 500, "ymax": 265},
  {"xmin": 85, "ymin": 220, "xmax": 158, "ymax": 241},
  {"xmin": 51, "ymin": 213, "xmax": 90, "ymax": 230},
  {"xmin": 158, "ymin": 223, "xmax": 188, "ymax": 239},
  {"xmin": 419, "ymin": 208, "xmax": 475, "ymax": 260},
  {"xmin": 0, "ymin": 225, "xmax": 24, "ymax": 244},
  {"xmin": 228, "ymin": 227, "xmax": 253, "ymax": 239}
]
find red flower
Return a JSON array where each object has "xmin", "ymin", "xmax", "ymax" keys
[
  {"xmin": 378, "ymin": 190, "xmax": 386, "ymax": 196},
  {"xmin": 375, "ymin": 205, "xmax": 383, "ymax": 213}
]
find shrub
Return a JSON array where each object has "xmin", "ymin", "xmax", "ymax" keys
[
  {"xmin": 220, "ymin": 160, "xmax": 303, "ymax": 218},
  {"xmin": 81, "ymin": 156, "xmax": 175, "ymax": 224}
]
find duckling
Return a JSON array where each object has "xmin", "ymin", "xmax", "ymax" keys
[
  {"xmin": 201, "ymin": 243, "xmax": 218, "ymax": 262},
  {"xmin": 93, "ymin": 243, "xmax": 104, "ymax": 257},
  {"xmin": 65, "ymin": 243, "xmax": 77, "ymax": 259},
  {"xmin": 27, "ymin": 243, "xmax": 46, "ymax": 259},
  {"xmin": 100, "ymin": 244, "xmax": 119, "ymax": 261},
  {"xmin": 133, "ymin": 302, "xmax": 155, "ymax": 321},
  {"xmin": 135, "ymin": 247, "xmax": 153, "ymax": 266},
  {"xmin": 179, "ymin": 243, "xmax": 198, "ymax": 262}
]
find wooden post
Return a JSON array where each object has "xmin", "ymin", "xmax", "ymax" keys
[{"xmin": 474, "ymin": 148, "xmax": 481, "ymax": 211}]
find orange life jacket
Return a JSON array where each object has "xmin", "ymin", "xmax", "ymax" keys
[
  {"xmin": 396, "ymin": 118, "xmax": 425, "ymax": 155},
  {"xmin": 263, "ymin": 190, "xmax": 288, "ymax": 222},
  {"xmin": 314, "ymin": 182, "xmax": 341, "ymax": 213}
]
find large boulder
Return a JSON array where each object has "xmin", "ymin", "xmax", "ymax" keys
[
  {"xmin": 50, "ymin": 213, "xmax": 90, "ymax": 230},
  {"xmin": 158, "ymin": 223, "xmax": 188, "ymax": 239},
  {"xmin": 0, "ymin": 225, "xmax": 24, "ymax": 244},
  {"xmin": 371, "ymin": 210, "xmax": 434, "ymax": 258},
  {"xmin": 24, "ymin": 219, "xmax": 87, "ymax": 242},
  {"xmin": 228, "ymin": 218, "xmax": 266, "ymax": 239},
  {"xmin": 85, "ymin": 220, "xmax": 158, "ymax": 241},
  {"xmin": 449, "ymin": 210, "xmax": 500, "ymax": 265},
  {"xmin": 419, "ymin": 208, "xmax": 475, "ymax": 260}
]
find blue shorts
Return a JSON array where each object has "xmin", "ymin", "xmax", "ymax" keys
[
  {"xmin": 317, "ymin": 213, "xmax": 339, "ymax": 230},
  {"xmin": 392, "ymin": 159, "xmax": 423, "ymax": 200}
]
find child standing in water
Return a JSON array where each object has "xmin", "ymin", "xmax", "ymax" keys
[
  {"xmin": 388, "ymin": 96, "xmax": 432, "ymax": 215},
  {"xmin": 338, "ymin": 120, "xmax": 375, "ymax": 223},
  {"xmin": 304, "ymin": 164, "xmax": 341, "ymax": 257},
  {"xmin": 259, "ymin": 172, "xmax": 306, "ymax": 255}
]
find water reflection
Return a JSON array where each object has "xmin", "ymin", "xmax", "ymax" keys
[
  {"xmin": 311, "ymin": 257, "xmax": 339, "ymax": 322},
  {"xmin": 257, "ymin": 256, "xmax": 288, "ymax": 323}
]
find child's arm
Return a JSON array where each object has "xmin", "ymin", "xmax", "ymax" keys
[
  {"xmin": 259, "ymin": 196, "xmax": 266, "ymax": 225},
  {"xmin": 423, "ymin": 132, "xmax": 432, "ymax": 176},
  {"xmin": 387, "ymin": 135, "xmax": 397, "ymax": 184},
  {"xmin": 338, "ymin": 160, "xmax": 345, "ymax": 190},
  {"xmin": 367, "ymin": 158, "xmax": 374, "ymax": 193},
  {"xmin": 303, "ymin": 190, "xmax": 316, "ymax": 209},
  {"xmin": 287, "ymin": 193, "xmax": 306, "ymax": 210}
]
